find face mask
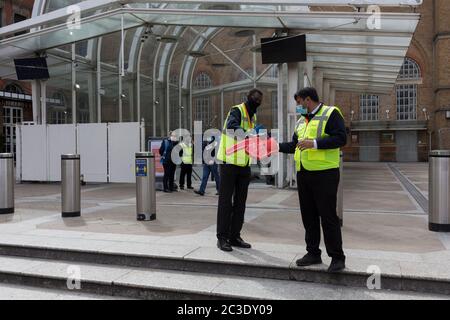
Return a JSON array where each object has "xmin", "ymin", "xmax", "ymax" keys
[
  {"xmin": 247, "ymin": 97, "xmax": 261, "ymax": 113},
  {"xmin": 296, "ymin": 105, "xmax": 308, "ymax": 115}
]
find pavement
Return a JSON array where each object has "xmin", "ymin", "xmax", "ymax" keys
[{"xmin": 0, "ymin": 162, "xmax": 449, "ymax": 299}]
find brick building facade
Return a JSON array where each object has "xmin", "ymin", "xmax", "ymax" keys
[
  {"xmin": 0, "ymin": 0, "xmax": 34, "ymax": 153},
  {"xmin": 337, "ymin": 0, "xmax": 450, "ymax": 162}
]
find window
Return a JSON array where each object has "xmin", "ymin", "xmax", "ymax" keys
[
  {"xmin": 359, "ymin": 94, "xmax": 379, "ymax": 121},
  {"xmin": 194, "ymin": 72, "xmax": 212, "ymax": 90},
  {"xmin": 398, "ymin": 58, "xmax": 421, "ymax": 80},
  {"xmin": 193, "ymin": 73, "xmax": 212, "ymax": 126},
  {"xmin": 194, "ymin": 97, "xmax": 211, "ymax": 126},
  {"xmin": 396, "ymin": 58, "xmax": 420, "ymax": 120},
  {"xmin": 4, "ymin": 84, "xmax": 23, "ymax": 94},
  {"xmin": 381, "ymin": 132, "xmax": 395, "ymax": 144}
]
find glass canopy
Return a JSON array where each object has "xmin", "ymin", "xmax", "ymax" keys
[{"xmin": 0, "ymin": 0, "xmax": 422, "ymax": 135}]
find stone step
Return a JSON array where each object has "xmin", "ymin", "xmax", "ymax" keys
[
  {"xmin": 0, "ymin": 242, "xmax": 450, "ymax": 296},
  {"xmin": 0, "ymin": 255, "xmax": 447, "ymax": 300}
]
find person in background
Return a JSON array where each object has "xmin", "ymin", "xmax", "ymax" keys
[
  {"xmin": 195, "ymin": 136, "xmax": 220, "ymax": 196},
  {"xmin": 159, "ymin": 131, "xmax": 178, "ymax": 193},
  {"xmin": 179, "ymin": 137, "xmax": 194, "ymax": 190}
]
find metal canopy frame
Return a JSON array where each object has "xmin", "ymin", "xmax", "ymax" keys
[{"xmin": 0, "ymin": 0, "xmax": 422, "ymax": 133}]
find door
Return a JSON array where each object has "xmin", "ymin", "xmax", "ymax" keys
[
  {"xmin": 359, "ymin": 131, "xmax": 380, "ymax": 162},
  {"xmin": 396, "ymin": 130, "xmax": 418, "ymax": 162},
  {"xmin": 2, "ymin": 106, "xmax": 23, "ymax": 156}
]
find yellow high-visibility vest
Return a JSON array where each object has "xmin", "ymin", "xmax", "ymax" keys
[
  {"xmin": 180, "ymin": 142, "xmax": 193, "ymax": 165},
  {"xmin": 294, "ymin": 105, "xmax": 343, "ymax": 172},
  {"xmin": 217, "ymin": 103, "xmax": 256, "ymax": 167}
]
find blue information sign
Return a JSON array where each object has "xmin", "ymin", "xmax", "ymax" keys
[{"xmin": 135, "ymin": 159, "xmax": 148, "ymax": 177}]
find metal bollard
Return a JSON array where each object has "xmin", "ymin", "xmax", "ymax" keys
[
  {"xmin": 0, "ymin": 153, "xmax": 14, "ymax": 214},
  {"xmin": 337, "ymin": 151, "xmax": 344, "ymax": 227},
  {"xmin": 61, "ymin": 154, "xmax": 81, "ymax": 218},
  {"xmin": 429, "ymin": 150, "xmax": 450, "ymax": 232},
  {"xmin": 136, "ymin": 152, "xmax": 156, "ymax": 221}
]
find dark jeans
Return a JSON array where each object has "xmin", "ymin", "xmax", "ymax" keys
[
  {"xmin": 163, "ymin": 162, "xmax": 176, "ymax": 190},
  {"xmin": 217, "ymin": 164, "xmax": 251, "ymax": 240},
  {"xmin": 179, "ymin": 163, "xmax": 192, "ymax": 188},
  {"xmin": 297, "ymin": 167, "xmax": 345, "ymax": 260},
  {"xmin": 199, "ymin": 163, "xmax": 220, "ymax": 194}
]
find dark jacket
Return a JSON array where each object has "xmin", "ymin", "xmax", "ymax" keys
[
  {"xmin": 225, "ymin": 103, "xmax": 255, "ymax": 131},
  {"xmin": 279, "ymin": 104, "xmax": 347, "ymax": 154},
  {"xmin": 159, "ymin": 139, "xmax": 178, "ymax": 164}
]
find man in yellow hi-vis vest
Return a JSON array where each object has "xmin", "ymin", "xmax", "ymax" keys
[
  {"xmin": 179, "ymin": 139, "xmax": 193, "ymax": 190},
  {"xmin": 215, "ymin": 88, "xmax": 263, "ymax": 252},
  {"xmin": 279, "ymin": 87, "xmax": 347, "ymax": 273}
]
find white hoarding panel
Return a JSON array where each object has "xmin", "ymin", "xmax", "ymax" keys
[
  {"xmin": 77, "ymin": 123, "xmax": 108, "ymax": 183},
  {"xmin": 21, "ymin": 125, "xmax": 47, "ymax": 181},
  {"xmin": 108, "ymin": 122, "xmax": 140, "ymax": 183},
  {"xmin": 48, "ymin": 124, "xmax": 77, "ymax": 181}
]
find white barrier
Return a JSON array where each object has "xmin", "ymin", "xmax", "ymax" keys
[{"xmin": 17, "ymin": 122, "xmax": 143, "ymax": 183}]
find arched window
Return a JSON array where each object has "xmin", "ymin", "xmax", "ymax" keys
[
  {"xmin": 396, "ymin": 58, "xmax": 421, "ymax": 121},
  {"xmin": 4, "ymin": 84, "xmax": 23, "ymax": 94},
  {"xmin": 193, "ymin": 72, "xmax": 212, "ymax": 126},
  {"xmin": 359, "ymin": 94, "xmax": 379, "ymax": 121},
  {"xmin": 194, "ymin": 72, "xmax": 212, "ymax": 90}
]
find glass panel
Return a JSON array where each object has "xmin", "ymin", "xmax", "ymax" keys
[{"xmin": 46, "ymin": 54, "xmax": 72, "ymax": 124}]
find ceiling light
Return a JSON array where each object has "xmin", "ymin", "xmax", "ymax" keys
[
  {"xmin": 188, "ymin": 51, "xmax": 206, "ymax": 58},
  {"xmin": 234, "ymin": 30, "xmax": 255, "ymax": 38},
  {"xmin": 211, "ymin": 63, "xmax": 229, "ymax": 68},
  {"xmin": 156, "ymin": 35, "xmax": 178, "ymax": 43}
]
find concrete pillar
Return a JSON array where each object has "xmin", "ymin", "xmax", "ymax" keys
[
  {"xmin": 323, "ymin": 80, "xmax": 331, "ymax": 105},
  {"xmin": 434, "ymin": 0, "xmax": 450, "ymax": 149},
  {"xmin": 329, "ymin": 88, "xmax": 336, "ymax": 106},
  {"xmin": 314, "ymin": 69, "xmax": 324, "ymax": 99},
  {"xmin": 40, "ymin": 81, "xmax": 47, "ymax": 125},
  {"xmin": 277, "ymin": 63, "xmax": 286, "ymax": 189},
  {"xmin": 31, "ymin": 80, "xmax": 41, "ymax": 124},
  {"xmin": 287, "ymin": 62, "xmax": 300, "ymax": 115}
]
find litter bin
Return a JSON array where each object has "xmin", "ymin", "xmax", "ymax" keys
[
  {"xmin": 337, "ymin": 151, "xmax": 343, "ymax": 227},
  {"xmin": 136, "ymin": 152, "xmax": 156, "ymax": 221},
  {"xmin": 429, "ymin": 150, "xmax": 450, "ymax": 232},
  {"xmin": 0, "ymin": 153, "xmax": 14, "ymax": 214},
  {"xmin": 61, "ymin": 154, "xmax": 81, "ymax": 218}
]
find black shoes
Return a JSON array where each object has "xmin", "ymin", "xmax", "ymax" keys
[
  {"xmin": 217, "ymin": 239, "xmax": 233, "ymax": 252},
  {"xmin": 163, "ymin": 189, "xmax": 172, "ymax": 193},
  {"xmin": 187, "ymin": 186, "xmax": 194, "ymax": 190},
  {"xmin": 179, "ymin": 186, "xmax": 184, "ymax": 190},
  {"xmin": 295, "ymin": 253, "xmax": 346, "ymax": 273},
  {"xmin": 229, "ymin": 237, "xmax": 252, "ymax": 249},
  {"xmin": 194, "ymin": 190, "xmax": 205, "ymax": 196},
  {"xmin": 327, "ymin": 258, "xmax": 346, "ymax": 273},
  {"xmin": 296, "ymin": 253, "xmax": 323, "ymax": 267}
]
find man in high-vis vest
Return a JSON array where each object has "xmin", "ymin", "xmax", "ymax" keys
[
  {"xmin": 215, "ymin": 88, "xmax": 263, "ymax": 252},
  {"xmin": 279, "ymin": 87, "xmax": 347, "ymax": 273},
  {"xmin": 179, "ymin": 139, "xmax": 193, "ymax": 190}
]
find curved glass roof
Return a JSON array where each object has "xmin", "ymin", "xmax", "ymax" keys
[{"xmin": 0, "ymin": 0, "xmax": 422, "ymax": 94}]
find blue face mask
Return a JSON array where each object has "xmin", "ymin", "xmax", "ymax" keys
[{"xmin": 296, "ymin": 105, "xmax": 308, "ymax": 115}]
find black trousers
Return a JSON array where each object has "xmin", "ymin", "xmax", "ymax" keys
[
  {"xmin": 297, "ymin": 167, "xmax": 345, "ymax": 260},
  {"xmin": 179, "ymin": 163, "xmax": 193, "ymax": 188},
  {"xmin": 217, "ymin": 164, "xmax": 251, "ymax": 240},
  {"xmin": 163, "ymin": 162, "xmax": 176, "ymax": 190}
]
